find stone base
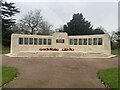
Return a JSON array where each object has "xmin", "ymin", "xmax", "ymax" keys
[{"xmin": 5, "ymin": 51, "xmax": 117, "ymax": 58}]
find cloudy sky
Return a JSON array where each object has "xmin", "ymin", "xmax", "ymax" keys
[{"xmin": 7, "ymin": 0, "xmax": 119, "ymax": 33}]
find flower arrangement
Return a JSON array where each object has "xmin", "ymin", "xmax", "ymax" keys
[
  {"xmin": 62, "ymin": 48, "xmax": 74, "ymax": 51},
  {"xmin": 39, "ymin": 48, "xmax": 74, "ymax": 51},
  {"xmin": 39, "ymin": 48, "xmax": 59, "ymax": 51}
]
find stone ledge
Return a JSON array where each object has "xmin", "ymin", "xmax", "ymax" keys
[{"xmin": 4, "ymin": 52, "xmax": 117, "ymax": 58}]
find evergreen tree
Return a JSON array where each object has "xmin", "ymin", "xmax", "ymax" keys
[
  {"xmin": 62, "ymin": 13, "xmax": 94, "ymax": 35},
  {"xmin": 93, "ymin": 27, "xmax": 105, "ymax": 34},
  {"xmin": 1, "ymin": 1, "xmax": 20, "ymax": 47},
  {"xmin": 2, "ymin": 1, "xmax": 20, "ymax": 30}
]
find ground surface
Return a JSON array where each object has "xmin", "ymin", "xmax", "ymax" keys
[{"xmin": 2, "ymin": 55, "xmax": 118, "ymax": 88}]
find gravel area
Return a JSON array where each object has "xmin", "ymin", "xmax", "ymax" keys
[{"xmin": 2, "ymin": 55, "xmax": 118, "ymax": 88}]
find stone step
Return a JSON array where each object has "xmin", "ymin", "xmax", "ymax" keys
[{"xmin": 7, "ymin": 51, "xmax": 115, "ymax": 58}]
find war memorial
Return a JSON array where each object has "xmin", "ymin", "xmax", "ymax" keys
[{"xmin": 6, "ymin": 32, "xmax": 115, "ymax": 58}]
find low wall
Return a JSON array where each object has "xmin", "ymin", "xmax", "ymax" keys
[{"xmin": 10, "ymin": 32, "xmax": 111, "ymax": 56}]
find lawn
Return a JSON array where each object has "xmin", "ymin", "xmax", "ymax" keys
[
  {"xmin": 111, "ymin": 48, "xmax": 120, "ymax": 55},
  {"xmin": 0, "ymin": 45, "xmax": 10, "ymax": 54},
  {"xmin": 97, "ymin": 68, "xmax": 119, "ymax": 89},
  {"xmin": 0, "ymin": 66, "xmax": 18, "ymax": 86}
]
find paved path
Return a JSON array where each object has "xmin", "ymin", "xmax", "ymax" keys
[{"xmin": 2, "ymin": 55, "xmax": 118, "ymax": 88}]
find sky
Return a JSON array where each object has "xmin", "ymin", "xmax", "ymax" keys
[{"xmin": 6, "ymin": 0, "xmax": 119, "ymax": 34}]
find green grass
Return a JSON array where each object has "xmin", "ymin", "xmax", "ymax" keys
[
  {"xmin": 97, "ymin": 68, "xmax": 120, "ymax": 89},
  {"xmin": 0, "ymin": 66, "xmax": 18, "ymax": 86},
  {"xmin": 111, "ymin": 48, "xmax": 120, "ymax": 55},
  {"xmin": 0, "ymin": 44, "xmax": 10, "ymax": 54},
  {"xmin": 0, "ymin": 68, "xmax": 2, "ymax": 86},
  {"xmin": 2, "ymin": 47, "xmax": 10, "ymax": 54}
]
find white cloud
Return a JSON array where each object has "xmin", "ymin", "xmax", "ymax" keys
[
  {"xmin": 7, "ymin": 1, "xmax": 118, "ymax": 32},
  {"xmin": 7, "ymin": 0, "xmax": 119, "ymax": 2}
]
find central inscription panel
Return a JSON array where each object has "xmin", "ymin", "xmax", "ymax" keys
[{"xmin": 56, "ymin": 39, "xmax": 64, "ymax": 43}]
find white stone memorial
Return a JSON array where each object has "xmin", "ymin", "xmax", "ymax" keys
[{"xmin": 7, "ymin": 32, "xmax": 115, "ymax": 58}]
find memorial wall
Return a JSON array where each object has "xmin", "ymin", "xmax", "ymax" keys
[{"xmin": 10, "ymin": 32, "xmax": 111, "ymax": 57}]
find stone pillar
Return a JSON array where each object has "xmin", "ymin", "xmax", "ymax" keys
[{"xmin": 103, "ymin": 33, "xmax": 111, "ymax": 54}]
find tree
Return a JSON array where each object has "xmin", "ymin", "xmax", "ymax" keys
[
  {"xmin": 38, "ymin": 21, "xmax": 52, "ymax": 35},
  {"xmin": 62, "ymin": 13, "xmax": 94, "ymax": 35},
  {"xmin": 55, "ymin": 25, "xmax": 63, "ymax": 32},
  {"xmin": 93, "ymin": 27, "xmax": 105, "ymax": 34},
  {"xmin": 11, "ymin": 23, "xmax": 31, "ymax": 34},
  {"xmin": 18, "ymin": 9, "xmax": 52, "ymax": 35},
  {"xmin": 1, "ymin": 1, "xmax": 20, "ymax": 31},
  {"xmin": 110, "ymin": 31, "xmax": 118, "ymax": 49},
  {"xmin": 110, "ymin": 30, "xmax": 120, "ymax": 49},
  {"xmin": 1, "ymin": 1, "xmax": 20, "ymax": 47},
  {"xmin": 115, "ymin": 31, "xmax": 120, "ymax": 48}
]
